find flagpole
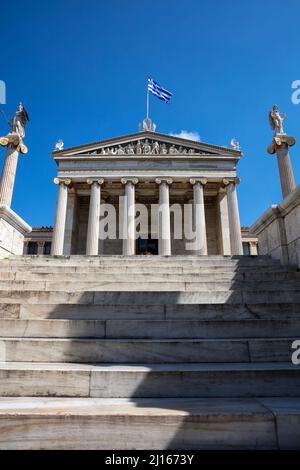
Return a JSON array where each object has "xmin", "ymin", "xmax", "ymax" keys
[{"xmin": 146, "ymin": 80, "xmax": 149, "ymax": 119}]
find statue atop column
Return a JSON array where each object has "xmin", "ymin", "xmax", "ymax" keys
[
  {"xmin": 269, "ymin": 104, "xmax": 285, "ymax": 136},
  {"xmin": 0, "ymin": 102, "xmax": 29, "ymax": 154},
  {"xmin": 0, "ymin": 102, "xmax": 30, "ymax": 207},
  {"xmin": 267, "ymin": 104, "xmax": 296, "ymax": 199},
  {"xmin": 268, "ymin": 104, "xmax": 295, "ymax": 151}
]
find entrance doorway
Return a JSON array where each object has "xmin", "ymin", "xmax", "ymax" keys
[{"xmin": 136, "ymin": 238, "xmax": 159, "ymax": 255}]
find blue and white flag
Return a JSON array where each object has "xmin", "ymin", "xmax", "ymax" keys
[{"xmin": 148, "ymin": 78, "xmax": 172, "ymax": 103}]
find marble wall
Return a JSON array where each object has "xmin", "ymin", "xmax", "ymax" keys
[
  {"xmin": 250, "ymin": 185, "xmax": 300, "ymax": 267},
  {"xmin": 0, "ymin": 205, "xmax": 31, "ymax": 258}
]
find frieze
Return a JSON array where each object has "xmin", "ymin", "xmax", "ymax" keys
[
  {"xmin": 58, "ymin": 160, "xmax": 227, "ymax": 171},
  {"xmin": 87, "ymin": 139, "xmax": 202, "ymax": 156}
]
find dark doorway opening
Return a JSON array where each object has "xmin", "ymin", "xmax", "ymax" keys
[{"xmin": 136, "ymin": 238, "xmax": 158, "ymax": 255}]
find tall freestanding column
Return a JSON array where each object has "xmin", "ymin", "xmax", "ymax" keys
[
  {"xmin": 0, "ymin": 102, "xmax": 29, "ymax": 207},
  {"xmin": 190, "ymin": 178, "xmax": 207, "ymax": 255},
  {"xmin": 86, "ymin": 179, "xmax": 104, "ymax": 255},
  {"xmin": 223, "ymin": 178, "xmax": 243, "ymax": 255},
  {"xmin": 156, "ymin": 178, "xmax": 172, "ymax": 256},
  {"xmin": 121, "ymin": 178, "xmax": 138, "ymax": 255},
  {"xmin": 267, "ymin": 105, "xmax": 296, "ymax": 199},
  {"xmin": 276, "ymin": 146, "xmax": 295, "ymax": 198},
  {"xmin": 0, "ymin": 148, "xmax": 19, "ymax": 207},
  {"xmin": 51, "ymin": 178, "xmax": 71, "ymax": 255}
]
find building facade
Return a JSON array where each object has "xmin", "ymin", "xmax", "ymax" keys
[
  {"xmin": 24, "ymin": 226, "xmax": 258, "ymax": 256},
  {"xmin": 23, "ymin": 227, "xmax": 52, "ymax": 255},
  {"xmin": 241, "ymin": 227, "xmax": 258, "ymax": 256},
  {"xmin": 39, "ymin": 127, "xmax": 247, "ymax": 257}
]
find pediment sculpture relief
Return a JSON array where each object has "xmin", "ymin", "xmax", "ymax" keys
[{"xmin": 90, "ymin": 139, "xmax": 201, "ymax": 156}]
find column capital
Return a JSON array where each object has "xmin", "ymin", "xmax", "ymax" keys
[
  {"xmin": 87, "ymin": 178, "xmax": 104, "ymax": 186},
  {"xmin": 218, "ymin": 187, "xmax": 227, "ymax": 195},
  {"xmin": 222, "ymin": 177, "xmax": 240, "ymax": 187},
  {"xmin": 54, "ymin": 178, "xmax": 71, "ymax": 186},
  {"xmin": 190, "ymin": 178, "xmax": 207, "ymax": 186},
  {"xmin": 121, "ymin": 177, "xmax": 138, "ymax": 185},
  {"xmin": 37, "ymin": 241, "xmax": 45, "ymax": 247},
  {"xmin": 155, "ymin": 178, "xmax": 173, "ymax": 185}
]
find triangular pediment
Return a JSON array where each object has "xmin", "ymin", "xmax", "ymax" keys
[{"xmin": 53, "ymin": 131, "xmax": 241, "ymax": 158}]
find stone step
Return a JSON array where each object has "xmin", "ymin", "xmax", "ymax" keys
[
  {"xmin": 2, "ymin": 302, "xmax": 299, "ymax": 320},
  {"xmin": 0, "ymin": 318, "xmax": 299, "ymax": 339},
  {"xmin": 1, "ymin": 289, "xmax": 300, "ymax": 304},
  {"xmin": 0, "ymin": 396, "xmax": 299, "ymax": 449},
  {"xmin": 4, "ymin": 254, "xmax": 277, "ymax": 261},
  {"xmin": 0, "ymin": 271, "xmax": 299, "ymax": 282},
  {"xmin": 0, "ymin": 265, "xmax": 293, "ymax": 275},
  {"xmin": 0, "ymin": 279, "xmax": 299, "ymax": 292},
  {"xmin": 0, "ymin": 257, "xmax": 283, "ymax": 268},
  {"xmin": 0, "ymin": 337, "xmax": 295, "ymax": 363},
  {"xmin": 0, "ymin": 362, "xmax": 299, "ymax": 398}
]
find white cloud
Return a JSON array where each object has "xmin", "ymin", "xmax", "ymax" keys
[{"xmin": 169, "ymin": 130, "xmax": 201, "ymax": 142}]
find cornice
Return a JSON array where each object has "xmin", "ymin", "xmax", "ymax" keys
[{"xmin": 52, "ymin": 131, "xmax": 242, "ymax": 159}]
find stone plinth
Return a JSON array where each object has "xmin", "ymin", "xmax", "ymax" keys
[
  {"xmin": 0, "ymin": 204, "xmax": 31, "ymax": 258},
  {"xmin": 250, "ymin": 185, "xmax": 300, "ymax": 267}
]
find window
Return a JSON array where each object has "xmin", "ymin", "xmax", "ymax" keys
[
  {"xmin": 43, "ymin": 242, "xmax": 51, "ymax": 255},
  {"xmin": 27, "ymin": 242, "xmax": 38, "ymax": 255},
  {"xmin": 136, "ymin": 238, "xmax": 158, "ymax": 255},
  {"xmin": 242, "ymin": 242, "xmax": 250, "ymax": 256}
]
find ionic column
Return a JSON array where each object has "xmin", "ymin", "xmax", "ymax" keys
[
  {"xmin": 276, "ymin": 144, "xmax": 296, "ymax": 199},
  {"xmin": 249, "ymin": 241, "xmax": 258, "ymax": 256},
  {"xmin": 63, "ymin": 188, "xmax": 77, "ymax": 255},
  {"xmin": 51, "ymin": 178, "xmax": 71, "ymax": 255},
  {"xmin": 156, "ymin": 178, "xmax": 172, "ymax": 256},
  {"xmin": 190, "ymin": 178, "xmax": 207, "ymax": 255},
  {"xmin": 0, "ymin": 147, "xmax": 19, "ymax": 207},
  {"xmin": 217, "ymin": 188, "xmax": 231, "ymax": 255},
  {"xmin": 86, "ymin": 179, "xmax": 104, "ymax": 255},
  {"xmin": 223, "ymin": 178, "xmax": 243, "ymax": 255},
  {"xmin": 23, "ymin": 241, "xmax": 29, "ymax": 255},
  {"xmin": 121, "ymin": 178, "xmax": 138, "ymax": 255},
  {"xmin": 37, "ymin": 241, "xmax": 45, "ymax": 255}
]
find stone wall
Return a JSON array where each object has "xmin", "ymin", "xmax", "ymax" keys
[
  {"xmin": 250, "ymin": 185, "xmax": 300, "ymax": 267},
  {"xmin": 0, "ymin": 205, "xmax": 32, "ymax": 258}
]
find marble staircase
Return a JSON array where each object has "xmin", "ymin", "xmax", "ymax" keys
[{"xmin": 0, "ymin": 255, "xmax": 300, "ymax": 449}]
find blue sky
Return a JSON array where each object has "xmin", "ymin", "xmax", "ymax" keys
[{"xmin": 0, "ymin": 0, "xmax": 299, "ymax": 227}]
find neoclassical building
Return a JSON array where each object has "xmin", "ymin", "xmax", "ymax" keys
[
  {"xmin": 24, "ymin": 226, "xmax": 258, "ymax": 256},
  {"xmin": 49, "ymin": 124, "xmax": 244, "ymax": 256}
]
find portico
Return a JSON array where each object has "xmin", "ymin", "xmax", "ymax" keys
[{"xmin": 51, "ymin": 130, "xmax": 243, "ymax": 256}]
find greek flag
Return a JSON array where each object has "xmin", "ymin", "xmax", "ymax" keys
[{"xmin": 148, "ymin": 78, "xmax": 172, "ymax": 103}]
